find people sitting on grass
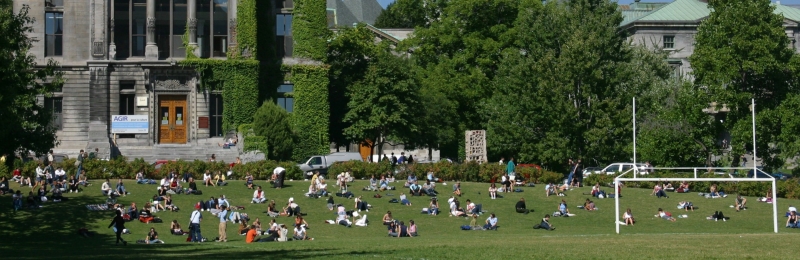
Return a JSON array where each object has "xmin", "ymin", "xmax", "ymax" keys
[
  {"xmin": 171, "ymin": 220, "xmax": 186, "ymax": 235},
  {"xmin": 761, "ymin": 190, "xmax": 774, "ymax": 203},
  {"xmin": 203, "ymin": 170, "xmax": 215, "ymax": 187},
  {"xmin": 651, "ymin": 183, "xmax": 668, "ymax": 198},
  {"xmin": 382, "ymin": 211, "xmax": 395, "ymax": 225},
  {"xmin": 534, "ymin": 214, "xmax": 555, "ymax": 230},
  {"xmin": 545, "ymin": 183, "xmax": 557, "ymax": 197},
  {"xmin": 165, "ymin": 195, "xmax": 178, "ymax": 211},
  {"xmin": 663, "ymin": 181, "xmax": 674, "ymax": 191},
  {"xmin": 408, "ymin": 220, "xmax": 418, "ymax": 236},
  {"xmin": 735, "ymin": 195, "xmax": 747, "ymax": 212},
  {"xmin": 465, "ymin": 199, "xmax": 482, "ymax": 215},
  {"xmin": 709, "ymin": 184, "xmax": 726, "ymax": 198},
  {"xmin": 116, "ymin": 179, "xmax": 128, "ymax": 197},
  {"xmin": 128, "ymin": 202, "xmax": 139, "ymax": 219},
  {"xmin": 449, "ymin": 197, "xmax": 467, "ymax": 217},
  {"xmin": 590, "ymin": 183, "xmax": 600, "ymax": 197},
  {"xmin": 267, "ymin": 200, "xmax": 280, "ymax": 217},
  {"xmin": 483, "ymin": 213, "xmax": 498, "ymax": 230},
  {"xmin": 678, "ymin": 201, "xmax": 695, "ymax": 211},
  {"xmin": 453, "ymin": 181, "xmax": 462, "ymax": 197},
  {"xmin": 101, "ymin": 179, "xmax": 114, "ymax": 196},
  {"xmin": 379, "ymin": 175, "xmax": 389, "ymax": 191},
  {"xmin": 245, "ymin": 172, "xmax": 254, "ymax": 189},
  {"xmin": 559, "ymin": 200, "xmax": 570, "ymax": 216},
  {"xmin": 656, "ymin": 208, "xmax": 676, "ymax": 222},
  {"xmin": 429, "ymin": 197, "xmax": 440, "ymax": 216},
  {"xmin": 405, "ymin": 174, "xmax": 417, "ymax": 188},
  {"xmin": 516, "ymin": 197, "xmax": 530, "ymax": 214},
  {"xmin": 78, "ymin": 171, "xmax": 89, "ymax": 187},
  {"xmin": 423, "ymin": 180, "xmax": 437, "ymax": 196},
  {"xmin": 144, "ymin": 227, "xmax": 162, "ymax": 244},
  {"xmin": 294, "ymin": 215, "xmax": 309, "ymax": 229},
  {"xmin": 500, "ymin": 174, "xmax": 511, "ymax": 193},
  {"xmin": 327, "ymin": 195, "xmax": 335, "ymax": 211},
  {"xmin": 786, "ymin": 211, "xmax": 799, "ymax": 228},
  {"xmin": 676, "ymin": 181, "xmax": 690, "ymax": 193},
  {"xmin": 140, "ymin": 203, "xmax": 154, "ymax": 223},
  {"xmin": 186, "ymin": 177, "xmax": 199, "ymax": 194},
  {"xmin": 489, "ymin": 183, "xmax": 498, "ymax": 199},
  {"xmin": 390, "ymin": 221, "xmax": 409, "ymax": 237},
  {"xmin": 293, "ymin": 223, "xmax": 313, "ymax": 240},
  {"xmin": 584, "ymin": 199, "xmax": 596, "ymax": 211},
  {"xmin": 427, "ymin": 170, "xmax": 438, "ymax": 183},
  {"xmin": 368, "ymin": 175, "xmax": 378, "ymax": 191},
  {"xmin": 252, "ymin": 186, "xmax": 266, "ymax": 203},
  {"xmin": 214, "ymin": 171, "xmax": 228, "ymax": 186},
  {"xmin": 283, "ymin": 198, "xmax": 301, "ymax": 216},
  {"xmin": 623, "ymin": 208, "xmax": 635, "ymax": 226},
  {"xmin": 409, "ymin": 181, "xmax": 422, "ymax": 196}
]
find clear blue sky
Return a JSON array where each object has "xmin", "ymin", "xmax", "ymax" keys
[{"xmin": 376, "ymin": 0, "xmax": 800, "ymax": 9}]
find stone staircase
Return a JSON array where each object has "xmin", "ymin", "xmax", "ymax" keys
[{"xmin": 116, "ymin": 142, "xmax": 241, "ymax": 163}]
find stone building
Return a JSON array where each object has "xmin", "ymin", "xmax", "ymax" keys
[
  {"xmin": 621, "ymin": 0, "xmax": 800, "ymax": 79},
  {"xmin": 13, "ymin": 0, "xmax": 383, "ymax": 162}
]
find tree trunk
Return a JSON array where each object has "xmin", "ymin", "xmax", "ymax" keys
[{"xmin": 428, "ymin": 147, "xmax": 433, "ymax": 161}]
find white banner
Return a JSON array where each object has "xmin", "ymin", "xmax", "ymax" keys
[{"xmin": 111, "ymin": 115, "xmax": 149, "ymax": 134}]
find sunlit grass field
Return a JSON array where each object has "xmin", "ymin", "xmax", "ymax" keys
[{"xmin": 1, "ymin": 178, "xmax": 796, "ymax": 259}]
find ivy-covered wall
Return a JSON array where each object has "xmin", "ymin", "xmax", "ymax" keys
[
  {"xmin": 292, "ymin": 0, "xmax": 330, "ymax": 60},
  {"xmin": 180, "ymin": 59, "xmax": 260, "ymax": 132},
  {"xmin": 234, "ymin": 0, "xmax": 258, "ymax": 59},
  {"xmin": 285, "ymin": 64, "xmax": 330, "ymax": 161}
]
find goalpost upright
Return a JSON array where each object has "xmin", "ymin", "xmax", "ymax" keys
[{"xmin": 617, "ymin": 99, "xmax": 778, "ymax": 234}]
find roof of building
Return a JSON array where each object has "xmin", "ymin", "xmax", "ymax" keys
[
  {"xmin": 364, "ymin": 24, "xmax": 413, "ymax": 43},
  {"xmin": 621, "ymin": 0, "xmax": 800, "ymax": 27},
  {"xmin": 328, "ymin": 0, "xmax": 384, "ymax": 27}
]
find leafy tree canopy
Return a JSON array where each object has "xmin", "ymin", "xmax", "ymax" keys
[{"xmin": 252, "ymin": 101, "xmax": 295, "ymax": 161}]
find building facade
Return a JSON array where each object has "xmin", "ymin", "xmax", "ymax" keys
[
  {"xmin": 13, "ymin": 0, "xmax": 383, "ymax": 161},
  {"xmin": 621, "ymin": 0, "xmax": 800, "ymax": 79}
]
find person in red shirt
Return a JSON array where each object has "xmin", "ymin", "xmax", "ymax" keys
[
  {"xmin": 11, "ymin": 168, "xmax": 22, "ymax": 183},
  {"xmin": 245, "ymin": 225, "xmax": 258, "ymax": 243}
]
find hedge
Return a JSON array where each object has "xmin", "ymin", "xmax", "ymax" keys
[
  {"xmin": 327, "ymin": 161, "xmax": 564, "ymax": 184},
  {"xmin": 5, "ymin": 157, "xmax": 302, "ymax": 181}
]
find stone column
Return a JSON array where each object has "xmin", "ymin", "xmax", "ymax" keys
[
  {"xmin": 187, "ymin": 0, "xmax": 200, "ymax": 57},
  {"xmin": 109, "ymin": 0, "xmax": 116, "ymax": 60},
  {"xmin": 145, "ymin": 0, "xmax": 158, "ymax": 60},
  {"xmin": 91, "ymin": 0, "xmax": 107, "ymax": 60}
]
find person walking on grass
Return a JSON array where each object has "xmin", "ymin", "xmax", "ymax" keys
[{"xmin": 108, "ymin": 211, "xmax": 127, "ymax": 246}]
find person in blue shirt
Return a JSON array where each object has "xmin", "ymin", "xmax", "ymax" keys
[
  {"xmin": 409, "ymin": 181, "xmax": 422, "ymax": 196},
  {"xmin": 217, "ymin": 205, "xmax": 228, "ymax": 242},
  {"xmin": 483, "ymin": 213, "xmax": 498, "ymax": 230}
]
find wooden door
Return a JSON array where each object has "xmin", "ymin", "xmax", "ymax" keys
[{"xmin": 158, "ymin": 96, "xmax": 188, "ymax": 144}]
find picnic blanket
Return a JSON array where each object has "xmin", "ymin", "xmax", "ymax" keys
[{"xmin": 86, "ymin": 204, "xmax": 110, "ymax": 211}]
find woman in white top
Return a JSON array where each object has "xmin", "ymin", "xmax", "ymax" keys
[
  {"xmin": 203, "ymin": 171, "xmax": 215, "ymax": 187},
  {"xmin": 623, "ymin": 208, "xmax": 634, "ymax": 226}
]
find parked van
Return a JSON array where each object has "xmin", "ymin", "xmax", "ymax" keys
[{"xmin": 297, "ymin": 152, "xmax": 363, "ymax": 177}]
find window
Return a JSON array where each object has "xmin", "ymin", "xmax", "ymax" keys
[
  {"xmin": 209, "ymin": 93, "xmax": 223, "ymax": 137},
  {"xmin": 44, "ymin": 97, "xmax": 63, "ymax": 130},
  {"xmin": 276, "ymin": 14, "xmax": 293, "ymax": 57},
  {"xmin": 120, "ymin": 81, "xmax": 135, "ymax": 90},
  {"xmin": 45, "ymin": 12, "xmax": 63, "ymax": 56},
  {"xmin": 45, "ymin": 0, "xmax": 63, "ymax": 7},
  {"xmin": 212, "ymin": 0, "xmax": 229, "ymax": 57},
  {"xmin": 120, "ymin": 94, "xmax": 136, "ymax": 115},
  {"xmin": 327, "ymin": 9, "xmax": 337, "ymax": 28},
  {"xmin": 663, "ymin": 35, "xmax": 675, "ymax": 49},
  {"xmin": 277, "ymin": 84, "xmax": 293, "ymax": 112},
  {"xmin": 114, "ymin": 0, "xmax": 147, "ymax": 58},
  {"xmin": 197, "ymin": 0, "xmax": 229, "ymax": 58}
]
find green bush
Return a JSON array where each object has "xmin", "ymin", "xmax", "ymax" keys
[{"xmin": 252, "ymin": 101, "xmax": 294, "ymax": 160}]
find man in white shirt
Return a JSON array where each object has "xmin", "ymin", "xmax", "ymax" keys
[
  {"xmin": 273, "ymin": 167, "xmax": 286, "ymax": 189},
  {"xmin": 101, "ymin": 179, "xmax": 114, "ymax": 196},
  {"xmin": 35, "ymin": 164, "xmax": 45, "ymax": 183},
  {"xmin": 190, "ymin": 203, "xmax": 203, "ymax": 242},
  {"xmin": 217, "ymin": 195, "xmax": 230, "ymax": 209},
  {"xmin": 55, "ymin": 167, "xmax": 66, "ymax": 182},
  {"xmin": 483, "ymin": 213, "xmax": 498, "ymax": 230},
  {"xmin": 252, "ymin": 186, "xmax": 266, "ymax": 203}
]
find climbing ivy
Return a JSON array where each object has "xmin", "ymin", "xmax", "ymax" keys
[
  {"xmin": 284, "ymin": 64, "xmax": 330, "ymax": 161},
  {"xmin": 233, "ymin": 0, "xmax": 258, "ymax": 59},
  {"xmin": 179, "ymin": 59, "xmax": 259, "ymax": 132},
  {"xmin": 292, "ymin": 0, "xmax": 330, "ymax": 60}
]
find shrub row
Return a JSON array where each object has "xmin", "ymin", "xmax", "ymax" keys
[
  {"xmin": 6, "ymin": 157, "xmax": 303, "ymax": 181},
  {"xmin": 327, "ymin": 161, "xmax": 565, "ymax": 185}
]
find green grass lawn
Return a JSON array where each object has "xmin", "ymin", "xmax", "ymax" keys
[{"xmin": 1, "ymin": 178, "xmax": 797, "ymax": 259}]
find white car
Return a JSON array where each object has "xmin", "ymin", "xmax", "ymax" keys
[{"xmin": 594, "ymin": 163, "xmax": 648, "ymax": 175}]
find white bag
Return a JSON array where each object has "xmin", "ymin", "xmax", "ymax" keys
[{"xmin": 41, "ymin": 196, "xmax": 48, "ymax": 202}]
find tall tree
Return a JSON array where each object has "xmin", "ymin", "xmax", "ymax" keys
[
  {"xmin": 483, "ymin": 0, "xmax": 665, "ymax": 171},
  {"xmin": 326, "ymin": 24, "xmax": 379, "ymax": 150},
  {"xmin": 0, "ymin": 1, "xmax": 63, "ymax": 161},
  {"xmin": 374, "ymin": 0, "xmax": 426, "ymax": 28},
  {"xmin": 343, "ymin": 44, "xmax": 421, "ymax": 158},
  {"xmin": 690, "ymin": 0, "xmax": 798, "ymax": 170},
  {"xmin": 404, "ymin": 0, "xmax": 519, "ymax": 158}
]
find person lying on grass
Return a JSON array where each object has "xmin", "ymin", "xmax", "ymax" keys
[
  {"xmin": 679, "ymin": 201, "xmax": 695, "ymax": 211},
  {"xmin": 656, "ymin": 208, "xmax": 676, "ymax": 222},
  {"xmin": 400, "ymin": 193, "xmax": 411, "ymax": 206},
  {"xmin": 623, "ymin": 208, "xmax": 635, "ymax": 226}
]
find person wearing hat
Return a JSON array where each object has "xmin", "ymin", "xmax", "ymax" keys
[
  {"xmin": 190, "ymin": 203, "xmax": 203, "ymax": 242},
  {"xmin": 217, "ymin": 205, "xmax": 228, "ymax": 242}
]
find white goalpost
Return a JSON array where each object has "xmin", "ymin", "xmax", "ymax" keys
[{"xmin": 616, "ymin": 98, "xmax": 779, "ymax": 234}]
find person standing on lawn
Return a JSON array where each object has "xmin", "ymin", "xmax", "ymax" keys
[
  {"xmin": 190, "ymin": 203, "xmax": 203, "ymax": 242},
  {"xmin": 108, "ymin": 211, "xmax": 127, "ymax": 245},
  {"xmin": 506, "ymin": 157, "xmax": 516, "ymax": 190},
  {"xmin": 217, "ymin": 205, "xmax": 228, "ymax": 242}
]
